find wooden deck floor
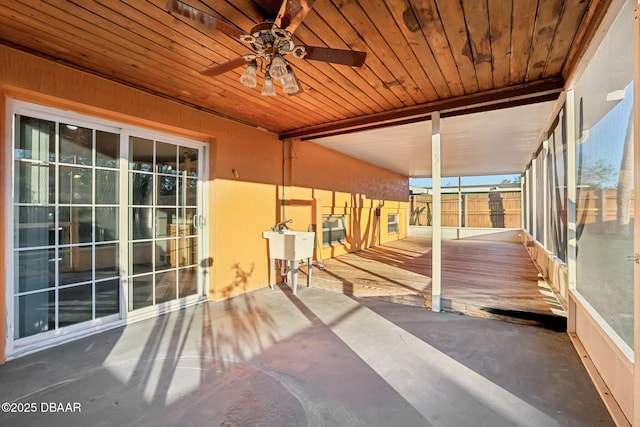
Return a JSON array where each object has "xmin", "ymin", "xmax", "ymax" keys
[{"xmin": 303, "ymin": 237, "xmax": 566, "ymax": 328}]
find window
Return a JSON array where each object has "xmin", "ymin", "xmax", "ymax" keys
[
  {"xmin": 547, "ymin": 111, "xmax": 567, "ymax": 261},
  {"xmin": 322, "ymin": 215, "xmax": 346, "ymax": 245},
  {"xmin": 574, "ymin": 0, "xmax": 634, "ymax": 349},
  {"xmin": 388, "ymin": 213, "xmax": 399, "ymax": 234}
]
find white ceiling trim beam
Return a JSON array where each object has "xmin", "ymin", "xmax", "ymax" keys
[{"xmin": 310, "ymin": 101, "xmax": 557, "ymax": 178}]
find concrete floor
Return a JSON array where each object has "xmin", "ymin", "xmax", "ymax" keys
[{"xmin": 0, "ymin": 285, "xmax": 613, "ymax": 427}]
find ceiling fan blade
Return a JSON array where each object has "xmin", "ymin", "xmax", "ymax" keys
[
  {"xmin": 273, "ymin": 0, "xmax": 316, "ymax": 34},
  {"xmin": 303, "ymin": 46, "xmax": 367, "ymax": 67},
  {"xmin": 201, "ymin": 57, "xmax": 249, "ymax": 77},
  {"xmin": 166, "ymin": 0, "xmax": 246, "ymax": 41}
]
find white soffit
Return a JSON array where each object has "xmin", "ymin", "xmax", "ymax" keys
[{"xmin": 309, "ymin": 101, "xmax": 556, "ymax": 178}]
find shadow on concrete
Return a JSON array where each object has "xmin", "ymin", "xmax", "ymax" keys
[{"xmin": 0, "ymin": 286, "xmax": 613, "ymax": 427}]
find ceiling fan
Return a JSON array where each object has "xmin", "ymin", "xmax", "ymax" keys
[{"xmin": 166, "ymin": 0, "xmax": 367, "ymax": 96}]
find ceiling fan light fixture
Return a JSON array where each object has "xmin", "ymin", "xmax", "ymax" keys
[
  {"xmin": 169, "ymin": 0, "xmax": 367, "ymax": 96},
  {"xmin": 261, "ymin": 75, "xmax": 277, "ymax": 96},
  {"xmin": 239, "ymin": 60, "xmax": 258, "ymax": 88},
  {"xmin": 269, "ymin": 54, "xmax": 288, "ymax": 80},
  {"xmin": 282, "ymin": 67, "xmax": 300, "ymax": 94}
]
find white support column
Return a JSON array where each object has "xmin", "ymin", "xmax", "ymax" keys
[
  {"xmin": 520, "ymin": 173, "xmax": 525, "ymax": 230},
  {"xmin": 632, "ymin": 3, "xmax": 639, "ymax": 426},
  {"xmin": 566, "ymin": 90, "xmax": 577, "ymax": 294},
  {"xmin": 542, "ymin": 138, "xmax": 549, "ymax": 250},
  {"xmin": 457, "ymin": 176, "xmax": 462, "ymax": 239},
  {"xmin": 532, "ymin": 156, "xmax": 538, "ymax": 241},
  {"xmin": 431, "ymin": 112, "xmax": 442, "ymax": 312},
  {"xmin": 522, "ymin": 168, "xmax": 533, "ymax": 234},
  {"xmin": 566, "ymin": 90, "xmax": 577, "ymax": 335}
]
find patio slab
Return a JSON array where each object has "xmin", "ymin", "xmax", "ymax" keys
[{"xmin": 0, "ymin": 286, "xmax": 613, "ymax": 426}]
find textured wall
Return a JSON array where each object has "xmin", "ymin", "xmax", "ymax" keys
[{"xmin": 0, "ymin": 46, "xmax": 409, "ymax": 360}]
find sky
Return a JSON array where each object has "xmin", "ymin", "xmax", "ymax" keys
[
  {"xmin": 577, "ymin": 81, "xmax": 634, "ymax": 189},
  {"xmin": 409, "ymin": 174, "xmax": 520, "ymax": 188}
]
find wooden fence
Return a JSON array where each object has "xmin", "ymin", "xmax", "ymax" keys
[
  {"xmin": 576, "ymin": 188, "xmax": 635, "ymax": 228},
  {"xmin": 410, "ymin": 191, "xmax": 522, "ymax": 228}
]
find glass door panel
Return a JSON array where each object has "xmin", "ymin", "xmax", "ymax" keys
[
  {"xmin": 127, "ymin": 136, "xmax": 202, "ymax": 312},
  {"xmin": 13, "ymin": 114, "xmax": 121, "ymax": 340},
  {"xmin": 58, "ymin": 284, "xmax": 93, "ymax": 326},
  {"xmin": 131, "ymin": 275, "xmax": 153, "ymax": 310},
  {"xmin": 95, "ymin": 279, "xmax": 119, "ymax": 317},
  {"xmin": 179, "ymin": 267, "xmax": 197, "ymax": 298}
]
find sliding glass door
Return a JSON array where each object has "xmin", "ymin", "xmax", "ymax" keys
[{"xmin": 9, "ymin": 104, "xmax": 206, "ymax": 354}]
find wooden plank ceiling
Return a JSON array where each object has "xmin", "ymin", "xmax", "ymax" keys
[{"xmin": 0, "ymin": 0, "xmax": 609, "ymax": 138}]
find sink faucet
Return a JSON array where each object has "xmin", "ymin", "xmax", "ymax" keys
[{"xmin": 273, "ymin": 218, "xmax": 293, "ymax": 232}]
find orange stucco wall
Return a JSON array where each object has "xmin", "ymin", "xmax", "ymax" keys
[
  {"xmin": 0, "ymin": 45, "xmax": 408, "ymax": 362},
  {"xmin": 286, "ymin": 141, "xmax": 408, "ymax": 259}
]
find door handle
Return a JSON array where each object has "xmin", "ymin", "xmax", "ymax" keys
[{"xmin": 192, "ymin": 214, "xmax": 205, "ymax": 229}]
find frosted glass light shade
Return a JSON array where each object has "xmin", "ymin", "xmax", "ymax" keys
[
  {"xmin": 269, "ymin": 55, "xmax": 288, "ymax": 80},
  {"xmin": 239, "ymin": 61, "xmax": 257, "ymax": 88},
  {"xmin": 282, "ymin": 69, "xmax": 300, "ymax": 94},
  {"xmin": 261, "ymin": 75, "xmax": 277, "ymax": 96}
]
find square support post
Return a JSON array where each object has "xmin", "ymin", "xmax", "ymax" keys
[
  {"xmin": 431, "ymin": 111, "xmax": 442, "ymax": 312},
  {"xmin": 457, "ymin": 176, "xmax": 462, "ymax": 239},
  {"xmin": 566, "ymin": 90, "xmax": 578, "ymax": 336},
  {"xmin": 532, "ymin": 156, "xmax": 538, "ymax": 241},
  {"xmin": 524, "ymin": 169, "xmax": 530, "ymax": 232},
  {"xmin": 633, "ymin": 3, "xmax": 640, "ymax": 425},
  {"xmin": 520, "ymin": 173, "xmax": 525, "ymax": 230}
]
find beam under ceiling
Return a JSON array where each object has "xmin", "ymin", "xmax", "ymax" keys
[{"xmin": 279, "ymin": 77, "xmax": 564, "ymax": 141}]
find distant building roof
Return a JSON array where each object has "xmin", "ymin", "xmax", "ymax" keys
[{"xmin": 410, "ymin": 182, "xmax": 520, "ymax": 195}]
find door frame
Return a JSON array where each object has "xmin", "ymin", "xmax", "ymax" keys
[{"xmin": 4, "ymin": 99, "xmax": 210, "ymax": 360}]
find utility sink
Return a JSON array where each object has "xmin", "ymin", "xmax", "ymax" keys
[
  {"xmin": 262, "ymin": 230, "xmax": 315, "ymax": 261},
  {"xmin": 263, "ymin": 230, "xmax": 315, "ymax": 295}
]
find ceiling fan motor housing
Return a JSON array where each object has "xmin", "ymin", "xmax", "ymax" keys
[{"xmin": 246, "ymin": 24, "xmax": 299, "ymax": 62}]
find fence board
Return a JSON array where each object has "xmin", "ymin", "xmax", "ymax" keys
[{"xmin": 411, "ymin": 190, "xmax": 522, "ymax": 228}]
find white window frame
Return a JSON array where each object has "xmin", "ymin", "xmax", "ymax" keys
[
  {"xmin": 4, "ymin": 99, "xmax": 209, "ymax": 360},
  {"xmin": 388, "ymin": 213, "xmax": 399, "ymax": 234},
  {"xmin": 322, "ymin": 214, "xmax": 347, "ymax": 246}
]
